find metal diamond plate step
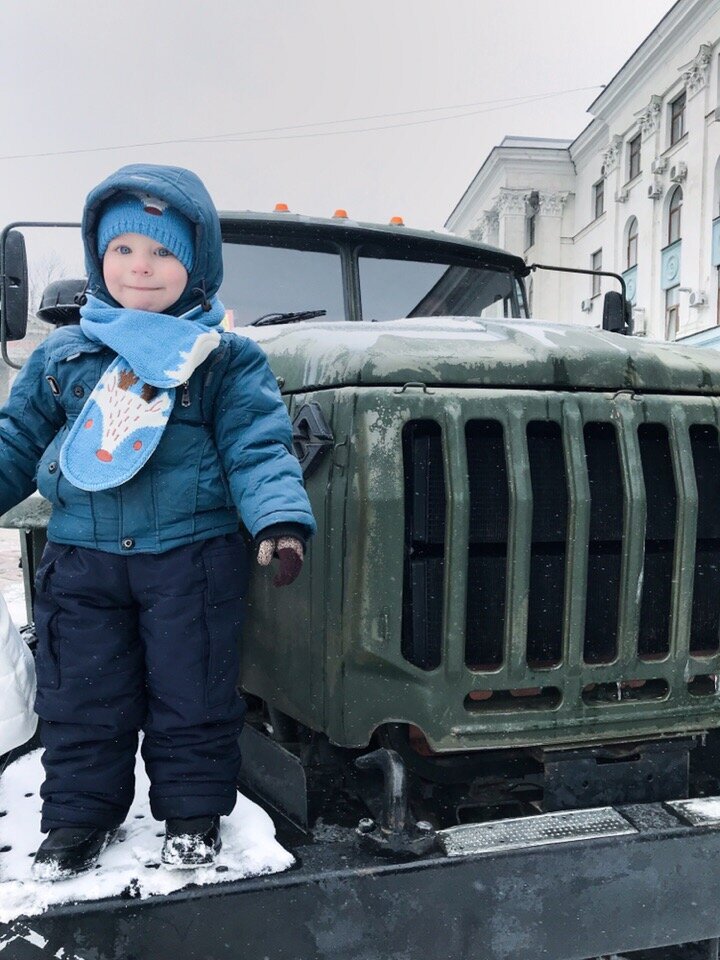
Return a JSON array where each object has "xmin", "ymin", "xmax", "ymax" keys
[
  {"xmin": 666, "ymin": 796, "xmax": 720, "ymax": 826},
  {"xmin": 438, "ymin": 807, "xmax": 636, "ymax": 857}
]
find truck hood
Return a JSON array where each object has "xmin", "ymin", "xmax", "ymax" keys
[{"xmin": 246, "ymin": 316, "xmax": 720, "ymax": 394}]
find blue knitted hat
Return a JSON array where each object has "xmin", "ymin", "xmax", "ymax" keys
[{"xmin": 97, "ymin": 191, "xmax": 195, "ymax": 271}]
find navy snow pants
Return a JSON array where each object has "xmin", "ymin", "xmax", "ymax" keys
[{"xmin": 32, "ymin": 534, "xmax": 248, "ymax": 832}]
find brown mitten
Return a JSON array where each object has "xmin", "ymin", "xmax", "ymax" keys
[{"xmin": 257, "ymin": 536, "xmax": 304, "ymax": 587}]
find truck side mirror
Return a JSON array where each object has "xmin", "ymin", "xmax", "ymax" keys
[
  {"xmin": 1, "ymin": 229, "xmax": 29, "ymax": 341},
  {"xmin": 602, "ymin": 290, "xmax": 632, "ymax": 336}
]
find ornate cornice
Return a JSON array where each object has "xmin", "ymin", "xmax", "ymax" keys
[
  {"xmin": 495, "ymin": 188, "xmax": 529, "ymax": 216},
  {"xmin": 679, "ymin": 43, "xmax": 713, "ymax": 98},
  {"xmin": 634, "ymin": 95, "xmax": 662, "ymax": 141},
  {"xmin": 538, "ymin": 192, "xmax": 570, "ymax": 217},
  {"xmin": 601, "ymin": 135, "xmax": 622, "ymax": 174},
  {"xmin": 473, "ymin": 191, "xmax": 569, "ymax": 230}
]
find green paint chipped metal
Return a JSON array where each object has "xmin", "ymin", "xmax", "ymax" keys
[{"xmin": 249, "ymin": 317, "xmax": 720, "ymax": 395}]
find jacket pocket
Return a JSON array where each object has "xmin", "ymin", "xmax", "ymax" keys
[
  {"xmin": 196, "ymin": 436, "xmax": 234, "ymax": 512},
  {"xmin": 151, "ymin": 422, "xmax": 204, "ymax": 524},
  {"xmin": 34, "ymin": 603, "xmax": 60, "ymax": 691},
  {"xmin": 202, "ymin": 538, "xmax": 249, "ymax": 707}
]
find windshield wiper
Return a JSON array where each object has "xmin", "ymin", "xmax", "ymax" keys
[{"xmin": 251, "ymin": 309, "xmax": 327, "ymax": 327}]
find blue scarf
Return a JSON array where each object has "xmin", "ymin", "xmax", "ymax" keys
[{"xmin": 59, "ymin": 295, "xmax": 225, "ymax": 491}]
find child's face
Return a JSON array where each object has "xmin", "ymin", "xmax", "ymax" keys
[{"xmin": 102, "ymin": 232, "xmax": 188, "ymax": 312}]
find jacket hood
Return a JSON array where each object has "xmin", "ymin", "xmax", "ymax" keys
[{"xmin": 82, "ymin": 163, "xmax": 223, "ymax": 316}]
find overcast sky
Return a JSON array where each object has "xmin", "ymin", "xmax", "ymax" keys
[{"xmin": 1, "ymin": 0, "xmax": 676, "ymax": 242}]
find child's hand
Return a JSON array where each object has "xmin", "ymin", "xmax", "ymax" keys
[{"xmin": 257, "ymin": 536, "xmax": 304, "ymax": 587}]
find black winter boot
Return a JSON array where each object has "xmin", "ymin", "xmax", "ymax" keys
[
  {"xmin": 161, "ymin": 815, "xmax": 221, "ymax": 868},
  {"xmin": 32, "ymin": 826, "xmax": 119, "ymax": 881}
]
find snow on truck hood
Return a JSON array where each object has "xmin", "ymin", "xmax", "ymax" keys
[{"xmin": 246, "ymin": 316, "xmax": 720, "ymax": 395}]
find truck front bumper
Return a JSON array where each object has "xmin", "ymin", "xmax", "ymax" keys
[{"xmin": 3, "ymin": 798, "xmax": 720, "ymax": 960}]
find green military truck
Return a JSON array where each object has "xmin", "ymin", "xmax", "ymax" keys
[{"xmin": 2, "ymin": 210, "xmax": 720, "ymax": 960}]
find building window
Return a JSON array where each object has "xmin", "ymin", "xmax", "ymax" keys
[
  {"xmin": 670, "ymin": 92, "xmax": 686, "ymax": 146},
  {"xmin": 668, "ymin": 185, "xmax": 683, "ymax": 244},
  {"xmin": 665, "ymin": 286, "xmax": 680, "ymax": 339},
  {"xmin": 591, "ymin": 249, "xmax": 603, "ymax": 298},
  {"xmin": 626, "ymin": 217, "xmax": 638, "ymax": 269},
  {"xmin": 525, "ymin": 212, "xmax": 536, "ymax": 249},
  {"xmin": 525, "ymin": 191, "xmax": 539, "ymax": 250},
  {"xmin": 593, "ymin": 180, "xmax": 605, "ymax": 220},
  {"xmin": 525, "ymin": 190, "xmax": 540, "ymax": 250},
  {"xmin": 717, "ymin": 267, "xmax": 720, "ymax": 327},
  {"xmin": 628, "ymin": 134, "xmax": 641, "ymax": 181}
]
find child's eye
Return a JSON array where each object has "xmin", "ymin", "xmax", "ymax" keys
[
  {"xmin": 155, "ymin": 247, "xmax": 174, "ymax": 258},
  {"xmin": 117, "ymin": 245, "xmax": 132, "ymax": 255}
]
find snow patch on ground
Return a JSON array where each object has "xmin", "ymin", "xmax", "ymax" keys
[{"xmin": 0, "ymin": 748, "xmax": 294, "ymax": 924}]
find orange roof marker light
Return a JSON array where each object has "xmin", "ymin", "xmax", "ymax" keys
[
  {"xmin": 332, "ymin": 209, "xmax": 349, "ymax": 219},
  {"xmin": 389, "ymin": 215, "xmax": 405, "ymax": 226},
  {"xmin": 274, "ymin": 203, "xmax": 290, "ymax": 213}
]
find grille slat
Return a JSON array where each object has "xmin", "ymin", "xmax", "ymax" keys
[
  {"xmin": 503, "ymin": 414, "xmax": 533, "ymax": 679},
  {"xmin": 560, "ymin": 402, "xmax": 591, "ymax": 676},
  {"xmin": 442, "ymin": 410, "xmax": 471, "ymax": 680},
  {"xmin": 668, "ymin": 410, "xmax": 697, "ymax": 673},
  {"xmin": 614, "ymin": 404, "xmax": 647, "ymax": 670}
]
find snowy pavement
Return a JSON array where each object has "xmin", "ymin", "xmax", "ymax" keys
[{"xmin": 0, "ymin": 526, "xmax": 295, "ymax": 925}]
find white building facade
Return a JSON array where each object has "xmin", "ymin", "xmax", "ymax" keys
[{"xmin": 446, "ymin": 0, "xmax": 720, "ymax": 346}]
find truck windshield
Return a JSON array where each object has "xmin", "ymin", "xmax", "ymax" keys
[
  {"xmin": 359, "ymin": 251, "xmax": 523, "ymax": 321},
  {"xmin": 220, "ymin": 235, "xmax": 525, "ymax": 327},
  {"xmin": 220, "ymin": 240, "xmax": 346, "ymax": 326}
]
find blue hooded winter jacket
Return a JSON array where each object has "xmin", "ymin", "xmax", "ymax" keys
[{"xmin": 0, "ymin": 164, "xmax": 316, "ymax": 553}]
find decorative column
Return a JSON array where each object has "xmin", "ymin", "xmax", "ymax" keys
[
  {"xmin": 634, "ymin": 94, "xmax": 663, "ymax": 169},
  {"xmin": 677, "ymin": 43, "xmax": 713, "ymax": 324},
  {"xmin": 601, "ymin": 135, "xmax": 623, "ymax": 200},
  {"xmin": 634, "ymin": 95, "xmax": 663, "ymax": 332},
  {"xmin": 495, "ymin": 188, "xmax": 529, "ymax": 256},
  {"xmin": 533, "ymin": 192, "xmax": 570, "ymax": 319}
]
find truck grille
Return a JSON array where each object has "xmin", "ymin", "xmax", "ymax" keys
[{"xmin": 401, "ymin": 394, "xmax": 720, "ymax": 711}]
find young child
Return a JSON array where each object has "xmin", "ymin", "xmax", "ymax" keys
[{"xmin": 0, "ymin": 163, "xmax": 316, "ymax": 878}]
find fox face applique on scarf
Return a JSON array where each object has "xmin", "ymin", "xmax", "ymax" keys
[
  {"xmin": 59, "ymin": 294, "xmax": 225, "ymax": 491},
  {"xmin": 61, "ymin": 360, "xmax": 175, "ymax": 491}
]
